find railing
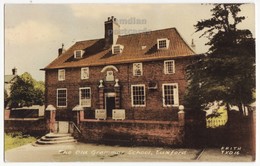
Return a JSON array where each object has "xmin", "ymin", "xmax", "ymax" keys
[
  {"xmin": 206, "ymin": 119, "xmax": 227, "ymax": 128},
  {"xmin": 69, "ymin": 121, "xmax": 82, "ymax": 137}
]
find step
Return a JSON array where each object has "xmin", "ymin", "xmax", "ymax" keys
[
  {"xmin": 45, "ymin": 133, "xmax": 72, "ymax": 138},
  {"xmin": 40, "ymin": 136, "xmax": 75, "ymax": 141},
  {"xmin": 36, "ymin": 139, "xmax": 77, "ymax": 145}
]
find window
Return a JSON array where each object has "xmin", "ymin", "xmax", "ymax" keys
[
  {"xmin": 58, "ymin": 69, "xmax": 65, "ymax": 81},
  {"xmin": 57, "ymin": 88, "xmax": 67, "ymax": 107},
  {"xmin": 112, "ymin": 44, "xmax": 124, "ymax": 54},
  {"xmin": 131, "ymin": 85, "xmax": 146, "ymax": 107},
  {"xmin": 81, "ymin": 67, "xmax": 89, "ymax": 79},
  {"xmin": 133, "ymin": 63, "xmax": 143, "ymax": 76},
  {"xmin": 74, "ymin": 50, "xmax": 84, "ymax": 59},
  {"xmin": 157, "ymin": 38, "xmax": 170, "ymax": 49},
  {"xmin": 79, "ymin": 87, "xmax": 91, "ymax": 107},
  {"xmin": 162, "ymin": 83, "xmax": 179, "ymax": 107},
  {"xmin": 164, "ymin": 60, "xmax": 175, "ymax": 74}
]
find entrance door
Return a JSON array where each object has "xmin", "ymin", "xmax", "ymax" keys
[{"xmin": 106, "ymin": 97, "xmax": 115, "ymax": 118}]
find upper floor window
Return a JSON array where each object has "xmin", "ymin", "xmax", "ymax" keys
[
  {"xmin": 57, "ymin": 88, "xmax": 67, "ymax": 107},
  {"xmin": 112, "ymin": 44, "xmax": 124, "ymax": 54},
  {"xmin": 79, "ymin": 87, "xmax": 91, "ymax": 107},
  {"xmin": 58, "ymin": 69, "xmax": 65, "ymax": 81},
  {"xmin": 131, "ymin": 84, "xmax": 146, "ymax": 107},
  {"xmin": 133, "ymin": 63, "xmax": 143, "ymax": 76},
  {"xmin": 162, "ymin": 83, "xmax": 179, "ymax": 107},
  {"xmin": 74, "ymin": 50, "xmax": 84, "ymax": 59},
  {"xmin": 81, "ymin": 67, "xmax": 89, "ymax": 80},
  {"xmin": 157, "ymin": 38, "xmax": 170, "ymax": 49},
  {"xmin": 164, "ymin": 60, "xmax": 175, "ymax": 74}
]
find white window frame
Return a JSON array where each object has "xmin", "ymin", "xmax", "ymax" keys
[
  {"xmin": 131, "ymin": 84, "xmax": 146, "ymax": 107},
  {"xmin": 112, "ymin": 44, "xmax": 124, "ymax": 54},
  {"xmin": 157, "ymin": 38, "xmax": 170, "ymax": 49},
  {"xmin": 164, "ymin": 60, "xmax": 175, "ymax": 74},
  {"xmin": 74, "ymin": 50, "xmax": 84, "ymax": 59},
  {"xmin": 133, "ymin": 63, "xmax": 143, "ymax": 76},
  {"xmin": 81, "ymin": 67, "xmax": 89, "ymax": 80},
  {"xmin": 58, "ymin": 69, "xmax": 65, "ymax": 81},
  {"xmin": 162, "ymin": 83, "xmax": 179, "ymax": 107},
  {"xmin": 79, "ymin": 87, "xmax": 91, "ymax": 107},
  {"xmin": 57, "ymin": 88, "xmax": 67, "ymax": 107}
]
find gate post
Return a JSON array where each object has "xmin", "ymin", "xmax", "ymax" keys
[{"xmin": 45, "ymin": 105, "xmax": 56, "ymax": 133}]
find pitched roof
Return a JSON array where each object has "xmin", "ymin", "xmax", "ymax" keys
[{"xmin": 43, "ymin": 28, "xmax": 195, "ymax": 70}]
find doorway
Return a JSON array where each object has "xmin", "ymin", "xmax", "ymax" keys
[{"xmin": 105, "ymin": 93, "xmax": 116, "ymax": 118}]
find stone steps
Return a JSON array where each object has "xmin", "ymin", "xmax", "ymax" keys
[{"xmin": 36, "ymin": 133, "xmax": 77, "ymax": 145}]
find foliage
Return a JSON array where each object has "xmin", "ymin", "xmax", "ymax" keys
[
  {"xmin": 185, "ymin": 4, "xmax": 255, "ymax": 114},
  {"xmin": 4, "ymin": 132, "xmax": 37, "ymax": 151},
  {"xmin": 4, "ymin": 89, "xmax": 9, "ymax": 108},
  {"xmin": 9, "ymin": 72, "xmax": 45, "ymax": 108}
]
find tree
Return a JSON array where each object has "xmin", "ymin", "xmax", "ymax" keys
[
  {"xmin": 9, "ymin": 72, "xmax": 45, "ymax": 108},
  {"xmin": 185, "ymin": 4, "xmax": 255, "ymax": 115}
]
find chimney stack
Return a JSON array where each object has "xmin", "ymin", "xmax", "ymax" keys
[
  {"xmin": 58, "ymin": 43, "xmax": 65, "ymax": 56},
  {"xmin": 104, "ymin": 16, "xmax": 120, "ymax": 48},
  {"xmin": 12, "ymin": 67, "xmax": 17, "ymax": 75}
]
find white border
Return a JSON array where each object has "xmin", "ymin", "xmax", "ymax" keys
[{"xmin": 56, "ymin": 88, "xmax": 67, "ymax": 108}]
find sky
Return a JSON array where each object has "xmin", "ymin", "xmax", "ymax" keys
[{"xmin": 4, "ymin": 3, "xmax": 255, "ymax": 81}]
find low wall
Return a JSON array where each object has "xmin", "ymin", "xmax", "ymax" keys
[
  {"xmin": 4, "ymin": 118, "xmax": 48, "ymax": 136},
  {"xmin": 79, "ymin": 120, "xmax": 184, "ymax": 147}
]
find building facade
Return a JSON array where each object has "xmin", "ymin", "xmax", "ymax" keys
[{"xmin": 43, "ymin": 16, "xmax": 197, "ymax": 146}]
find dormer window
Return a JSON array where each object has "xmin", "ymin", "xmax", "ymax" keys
[
  {"xmin": 112, "ymin": 44, "xmax": 124, "ymax": 54},
  {"xmin": 74, "ymin": 50, "xmax": 84, "ymax": 59},
  {"xmin": 157, "ymin": 38, "xmax": 170, "ymax": 49}
]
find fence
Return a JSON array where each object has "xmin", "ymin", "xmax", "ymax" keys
[{"xmin": 206, "ymin": 118, "xmax": 227, "ymax": 128}]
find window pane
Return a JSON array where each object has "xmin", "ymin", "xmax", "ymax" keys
[
  {"xmin": 164, "ymin": 85, "xmax": 175, "ymax": 105},
  {"xmin": 57, "ymin": 89, "xmax": 66, "ymax": 107},
  {"xmin": 80, "ymin": 88, "xmax": 91, "ymax": 107},
  {"xmin": 132, "ymin": 85, "xmax": 145, "ymax": 106}
]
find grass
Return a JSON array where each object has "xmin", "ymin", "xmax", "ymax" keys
[{"xmin": 4, "ymin": 132, "xmax": 37, "ymax": 151}]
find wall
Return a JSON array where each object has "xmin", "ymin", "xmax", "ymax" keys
[
  {"xmin": 79, "ymin": 120, "xmax": 184, "ymax": 146},
  {"xmin": 45, "ymin": 57, "xmax": 191, "ymax": 121}
]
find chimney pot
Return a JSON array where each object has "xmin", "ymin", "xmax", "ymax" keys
[{"xmin": 12, "ymin": 67, "xmax": 17, "ymax": 75}]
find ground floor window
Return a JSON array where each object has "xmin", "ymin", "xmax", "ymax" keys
[
  {"xmin": 57, "ymin": 88, "xmax": 67, "ymax": 107},
  {"xmin": 162, "ymin": 83, "xmax": 179, "ymax": 107},
  {"xmin": 79, "ymin": 87, "xmax": 91, "ymax": 107},
  {"xmin": 131, "ymin": 84, "xmax": 146, "ymax": 107}
]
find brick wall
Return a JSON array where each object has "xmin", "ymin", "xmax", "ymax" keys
[
  {"xmin": 79, "ymin": 121, "xmax": 184, "ymax": 146},
  {"xmin": 45, "ymin": 58, "xmax": 190, "ymax": 121}
]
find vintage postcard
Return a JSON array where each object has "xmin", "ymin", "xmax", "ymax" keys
[{"xmin": 3, "ymin": 1, "xmax": 256, "ymax": 163}]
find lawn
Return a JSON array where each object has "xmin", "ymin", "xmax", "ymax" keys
[{"xmin": 4, "ymin": 132, "xmax": 37, "ymax": 151}]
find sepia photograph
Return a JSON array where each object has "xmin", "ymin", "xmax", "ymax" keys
[{"xmin": 2, "ymin": 1, "xmax": 256, "ymax": 163}]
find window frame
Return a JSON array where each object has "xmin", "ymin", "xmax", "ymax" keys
[
  {"xmin": 157, "ymin": 38, "xmax": 170, "ymax": 49},
  {"xmin": 81, "ymin": 67, "xmax": 89, "ymax": 80},
  {"xmin": 57, "ymin": 88, "xmax": 67, "ymax": 108},
  {"xmin": 79, "ymin": 87, "xmax": 91, "ymax": 107},
  {"xmin": 58, "ymin": 69, "xmax": 65, "ymax": 81},
  {"xmin": 112, "ymin": 44, "xmax": 124, "ymax": 54},
  {"xmin": 74, "ymin": 50, "xmax": 84, "ymax": 59},
  {"xmin": 133, "ymin": 63, "xmax": 143, "ymax": 76},
  {"xmin": 162, "ymin": 83, "xmax": 179, "ymax": 107},
  {"xmin": 131, "ymin": 84, "xmax": 146, "ymax": 107},
  {"xmin": 164, "ymin": 60, "xmax": 175, "ymax": 74}
]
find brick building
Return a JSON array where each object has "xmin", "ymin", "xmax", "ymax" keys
[{"xmin": 42, "ymin": 16, "xmax": 198, "ymax": 146}]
